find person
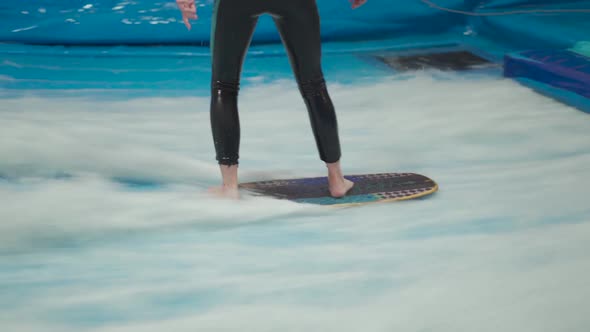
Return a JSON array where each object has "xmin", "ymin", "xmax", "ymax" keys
[{"xmin": 176, "ymin": 0, "xmax": 368, "ymax": 199}]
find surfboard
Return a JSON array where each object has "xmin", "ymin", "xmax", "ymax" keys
[{"xmin": 239, "ymin": 172, "xmax": 438, "ymax": 207}]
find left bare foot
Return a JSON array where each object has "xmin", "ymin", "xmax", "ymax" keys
[{"xmin": 208, "ymin": 185, "xmax": 240, "ymax": 200}]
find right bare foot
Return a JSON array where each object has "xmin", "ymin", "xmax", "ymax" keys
[{"xmin": 328, "ymin": 177, "xmax": 354, "ymax": 198}]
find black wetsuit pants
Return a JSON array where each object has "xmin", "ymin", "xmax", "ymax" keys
[{"xmin": 210, "ymin": 0, "xmax": 341, "ymax": 165}]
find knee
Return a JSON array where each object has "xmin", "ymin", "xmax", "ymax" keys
[
  {"xmin": 298, "ymin": 76, "xmax": 327, "ymax": 97},
  {"xmin": 211, "ymin": 80, "xmax": 240, "ymax": 96}
]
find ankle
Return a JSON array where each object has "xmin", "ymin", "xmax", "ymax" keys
[
  {"xmin": 327, "ymin": 168, "xmax": 344, "ymax": 180},
  {"xmin": 222, "ymin": 182, "xmax": 238, "ymax": 189},
  {"xmin": 219, "ymin": 164, "xmax": 239, "ymax": 189},
  {"xmin": 326, "ymin": 161, "xmax": 343, "ymax": 175},
  {"xmin": 328, "ymin": 173, "xmax": 344, "ymax": 181}
]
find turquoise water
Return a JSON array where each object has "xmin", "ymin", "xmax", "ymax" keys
[{"xmin": 1, "ymin": 42, "xmax": 590, "ymax": 330}]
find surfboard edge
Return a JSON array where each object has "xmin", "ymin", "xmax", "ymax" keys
[{"xmin": 239, "ymin": 172, "xmax": 439, "ymax": 207}]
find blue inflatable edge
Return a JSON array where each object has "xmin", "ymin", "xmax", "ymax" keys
[
  {"xmin": 0, "ymin": 34, "xmax": 464, "ymax": 57},
  {"xmin": 504, "ymin": 50, "xmax": 590, "ymax": 114},
  {"xmin": 512, "ymin": 77, "xmax": 590, "ymax": 114}
]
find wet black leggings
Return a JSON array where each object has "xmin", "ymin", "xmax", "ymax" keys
[{"xmin": 210, "ymin": 0, "xmax": 341, "ymax": 165}]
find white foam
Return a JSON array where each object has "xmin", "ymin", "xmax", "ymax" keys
[{"xmin": 1, "ymin": 73, "xmax": 590, "ymax": 331}]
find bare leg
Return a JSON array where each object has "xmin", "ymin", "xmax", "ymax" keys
[
  {"xmin": 326, "ymin": 160, "xmax": 354, "ymax": 198},
  {"xmin": 208, "ymin": 165, "xmax": 240, "ymax": 199}
]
